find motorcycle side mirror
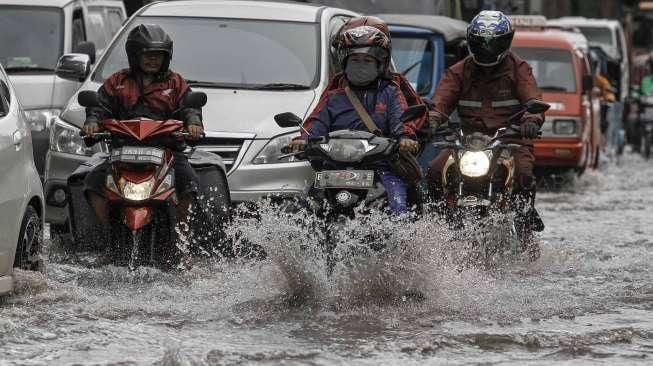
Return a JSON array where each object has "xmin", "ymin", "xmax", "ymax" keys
[
  {"xmin": 525, "ymin": 100, "xmax": 550, "ymax": 114},
  {"xmin": 274, "ymin": 112, "xmax": 303, "ymax": 128},
  {"xmin": 400, "ymin": 104, "xmax": 427, "ymax": 123},
  {"xmin": 77, "ymin": 90, "xmax": 100, "ymax": 108},
  {"xmin": 183, "ymin": 91, "xmax": 207, "ymax": 108}
]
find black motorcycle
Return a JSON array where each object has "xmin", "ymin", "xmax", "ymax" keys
[{"xmin": 429, "ymin": 100, "xmax": 550, "ymax": 261}]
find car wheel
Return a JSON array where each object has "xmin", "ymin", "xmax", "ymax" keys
[{"xmin": 13, "ymin": 206, "xmax": 44, "ymax": 273}]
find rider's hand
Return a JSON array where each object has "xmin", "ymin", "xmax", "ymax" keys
[
  {"xmin": 289, "ymin": 139, "xmax": 307, "ymax": 153},
  {"xmin": 187, "ymin": 124, "xmax": 204, "ymax": 140},
  {"xmin": 399, "ymin": 138, "xmax": 419, "ymax": 155},
  {"xmin": 520, "ymin": 122, "xmax": 540, "ymax": 139},
  {"xmin": 83, "ymin": 122, "xmax": 101, "ymax": 136},
  {"xmin": 428, "ymin": 110, "xmax": 444, "ymax": 135}
]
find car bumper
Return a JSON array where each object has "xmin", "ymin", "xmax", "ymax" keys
[
  {"xmin": 0, "ymin": 275, "xmax": 13, "ymax": 295},
  {"xmin": 227, "ymin": 161, "xmax": 314, "ymax": 203},
  {"xmin": 534, "ymin": 139, "xmax": 585, "ymax": 168},
  {"xmin": 43, "ymin": 150, "xmax": 92, "ymax": 224}
]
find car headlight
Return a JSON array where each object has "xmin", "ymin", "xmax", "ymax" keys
[
  {"xmin": 49, "ymin": 117, "xmax": 94, "ymax": 155},
  {"xmin": 24, "ymin": 108, "xmax": 61, "ymax": 131},
  {"xmin": 553, "ymin": 119, "xmax": 578, "ymax": 135},
  {"xmin": 119, "ymin": 178, "xmax": 155, "ymax": 201},
  {"xmin": 320, "ymin": 139, "xmax": 377, "ymax": 163},
  {"xmin": 459, "ymin": 151, "xmax": 491, "ymax": 178},
  {"xmin": 252, "ymin": 133, "xmax": 301, "ymax": 164}
]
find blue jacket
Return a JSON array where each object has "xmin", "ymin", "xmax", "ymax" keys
[{"xmin": 304, "ymin": 79, "xmax": 413, "ymax": 140}]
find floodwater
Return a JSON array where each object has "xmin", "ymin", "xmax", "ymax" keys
[{"xmin": 1, "ymin": 154, "xmax": 652, "ymax": 365}]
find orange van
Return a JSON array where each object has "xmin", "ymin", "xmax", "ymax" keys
[{"xmin": 512, "ymin": 24, "xmax": 602, "ymax": 175}]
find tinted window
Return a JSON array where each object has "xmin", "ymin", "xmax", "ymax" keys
[
  {"xmin": 392, "ymin": 37, "xmax": 434, "ymax": 95},
  {"xmin": 87, "ymin": 7, "xmax": 125, "ymax": 54},
  {"xmin": 107, "ymin": 8, "xmax": 124, "ymax": 34},
  {"xmin": 0, "ymin": 6, "xmax": 63, "ymax": 71},
  {"xmin": 577, "ymin": 26, "xmax": 614, "ymax": 47},
  {"xmin": 513, "ymin": 47, "xmax": 577, "ymax": 93},
  {"xmin": 95, "ymin": 17, "xmax": 320, "ymax": 89}
]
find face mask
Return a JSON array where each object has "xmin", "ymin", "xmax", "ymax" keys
[{"xmin": 345, "ymin": 59, "xmax": 380, "ymax": 86}]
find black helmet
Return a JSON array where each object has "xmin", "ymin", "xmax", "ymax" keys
[
  {"xmin": 125, "ymin": 24, "xmax": 173, "ymax": 74},
  {"xmin": 467, "ymin": 11, "xmax": 514, "ymax": 67}
]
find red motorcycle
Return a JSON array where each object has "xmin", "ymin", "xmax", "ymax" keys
[{"xmin": 71, "ymin": 90, "xmax": 229, "ymax": 269}]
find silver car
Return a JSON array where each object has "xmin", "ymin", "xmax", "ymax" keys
[
  {"xmin": 0, "ymin": 63, "xmax": 46, "ymax": 296},
  {"xmin": 44, "ymin": 0, "xmax": 359, "ymax": 231}
]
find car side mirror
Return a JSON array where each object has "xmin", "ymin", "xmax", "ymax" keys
[
  {"xmin": 582, "ymin": 74, "xmax": 594, "ymax": 93},
  {"xmin": 55, "ymin": 54, "xmax": 91, "ymax": 82},
  {"xmin": 73, "ymin": 41, "xmax": 96, "ymax": 64},
  {"xmin": 525, "ymin": 100, "xmax": 550, "ymax": 114},
  {"xmin": 400, "ymin": 104, "xmax": 427, "ymax": 123},
  {"xmin": 274, "ymin": 112, "xmax": 303, "ymax": 128},
  {"xmin": 77, "ymin": 90, "xmax": 100, "ymax": 108},
  {"xmin": 183, "ymin": 91, "xmax": 207, "ymax": 108}
]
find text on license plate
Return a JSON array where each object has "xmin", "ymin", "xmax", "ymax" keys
[{"xmin": 315, "ymin": 170, "xmax": 374, "ymax": 188}]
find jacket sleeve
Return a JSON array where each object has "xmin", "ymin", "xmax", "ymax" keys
[
  {"xmin": 301, "ymin": 89, "xmax": 331, "ymax": 139},
  {"xmin": 431, "ymin": 67, "xmax": 463, "ymax": 124},
  {"xmin": 174, "ymin": 76, "xmax": 203, "ymax": 127},
  {"xmin": 387, "ymin": 86, "xmax": 412, "ymax": 140},
  {"xmin": 516, "ymin": 60, "xmax": 544, "ymax": 127},
  {"xmin": 392, "ymin": 73, "xmax": 427, "ymax": 137},
  {"xmin": 84, "ymin": 78, "xmax": 120, "ymax": 126}
]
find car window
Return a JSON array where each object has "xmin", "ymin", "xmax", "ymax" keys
[
  {"xmin": 577, "ymin": 26, "xmax": 613, "ymax": 47},
  {"xmin": 95, "ymin": 16, "xmax": 321, "ymax": 89},
  {"xmin": 106, "ymin": 8, "xmax": 124, "ymax": 34},
  {"xmin": 328, "ymin": 16, "xmax": 351, "ymax": 76},
  {"xmin": 72, "ymin": 8, "xmax": 87, "ymax": 51},
  {"xmin": 392, "ymin": 36, "xmax": 434, "ymax": 96},
  {"xmin": 0, "ymin": 6, "xmax": 64, "ymax": 72},
  {"xmin": 513, "ymin": 47, "xmax": 577, "ymax": 93},
  {"xmin": 86, "ymin": 7, "xmax": 110, "ymax": 52}
]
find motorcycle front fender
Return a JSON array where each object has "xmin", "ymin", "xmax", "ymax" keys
[{"xmin": 123, "ymin": 206, "xmax": 153, "ymax": 231}]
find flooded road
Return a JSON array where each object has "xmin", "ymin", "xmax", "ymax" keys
[{"xmin": 1, "ymin": 154, "xmax": 652, "ymax": 365}]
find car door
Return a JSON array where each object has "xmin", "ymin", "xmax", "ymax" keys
[{"xmin": 0, "ymin": 69, "xmax": 28, "ymax": 276}]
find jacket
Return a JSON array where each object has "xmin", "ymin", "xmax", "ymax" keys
[
  {"xmin": 432, "ymin": 52, "xmax": 543, "ymax": 134},
  {"xmin": 303, "ymin": 77, "xmax": 415, "ymax": 140},
  {"xmin": 85, "ymin": 69, "xmax": 202, "ymax": 127}
]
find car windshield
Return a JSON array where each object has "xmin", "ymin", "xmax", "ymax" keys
[
  {"xmin": 392, "ymin": 37, "xmax": 435, "ymax": 96},
  {"xmin": 0, "ymin": 6, "xmax": 63, "ymax": 72},
  {"xmin": 95, "ymin": 16, "xmax": 320, "ymax": 89},
  {"xmin": 577, "ymin": 26, "xmax": 614, "ymax": 48},
  {"xmin": 513, "ymin": 47, "xmax": 577, "ymax": 93}
]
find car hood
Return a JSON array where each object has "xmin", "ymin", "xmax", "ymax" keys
[
  {"xmin": 8, "ymin": 73, "xmax": 79, "ymax": 111},
  {"xmin": 60, "ymin": 82, "xmax": 317, "ymax": 138}
]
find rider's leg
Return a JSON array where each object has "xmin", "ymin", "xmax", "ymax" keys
[
  {"xmin": 172, "ymin": 152, "xmax": 200, "ymax": 225},
  {"xmin": 512, "ymin": 146, "xmax": 544, "ymax": 232},
  {"xmin": 426, "ymin": 149, "xmax": 453, "ymax": 202},
  {"xmin": 378, "ymin": 170, "xmax": 408, "ymax": 215},
  {"xmin": 83, "ymin": 162, "xmax": 111, "ymax": 225}
]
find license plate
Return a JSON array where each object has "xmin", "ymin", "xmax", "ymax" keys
[
  {"xmin": 110, "ymin": 146, "xmax": 165, "ymax": 164},
  {"xmin": 314, "ymin": 170, "xmax": 374, "ymax": 189}
]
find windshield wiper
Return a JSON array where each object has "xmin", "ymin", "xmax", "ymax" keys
[
  {"xmin": 5, "ymin": 66, "xmax": 54, "ymax": 73},
  {"xmin": 539, "ymin": 85, "xmax": 569, "ymax": 92},
  {"xmin": 185, "ymin": 80, "xmax": 245, "ymax": 88},
  {"xmin": 254, "ymin": 83, "xmax": 311, "ymax": 90}
]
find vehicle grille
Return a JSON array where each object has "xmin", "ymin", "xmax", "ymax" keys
[{"xmin": 194, "ymin": 136, "xmax": 247, "ymax": 173}]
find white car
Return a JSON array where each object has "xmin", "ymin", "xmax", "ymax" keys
[
  {"xmin": 548, "ymin": 17, "xmax": 629, "ymax": 103},
  {"xmin": 0, "ymin": 0, "xmax": 127, "ymax": 176},
  {"xmin": 0, "ymin": 63, "xmax": 46, "ymax": 296},
  {"xmin": 45, "ymin": 0, "xmax": 359, "ymax": 232}
]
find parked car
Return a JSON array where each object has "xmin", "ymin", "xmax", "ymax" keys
[
  {"xmin": 511, "ymin": 18, "xmax": 602, "ymax": 176},
  {"xmin": 377, "ymin": 14, "xmax": 467, "ymax": 172},
  {"xmin": 44, "ymin": 0, "xmax": 358, "ymax": 235},
  {"xmin": 0, "ymin": 0, "xmax": 127, "ymax": 176},
  {"xmin": 0, "ymin": 62, "xmax": 46, "ymax": 297}
]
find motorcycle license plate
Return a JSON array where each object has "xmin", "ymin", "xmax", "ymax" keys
[
  {"xmin": 110, "ymin": 146, "xmax": 165, "ymax": 164},
  {"xmin": 314, "ymin": 170, "xmax": 374, "ymax": 189}
]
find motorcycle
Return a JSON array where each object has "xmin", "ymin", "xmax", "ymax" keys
[
  {"xmin": 429, "ymin": 100, "xmax": 550, "ymax": 261},
  {"xmin": 71, "ymin": 90, "xmax": 229, "ymax": 269}
]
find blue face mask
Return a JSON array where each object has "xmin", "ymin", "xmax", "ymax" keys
[{"xmin": 345, "ymin": 59, "xmax": 380, "ymax": 86}]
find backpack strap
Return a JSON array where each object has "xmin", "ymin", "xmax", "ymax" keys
[{"xmin": 344, "ymin": 86, "xmax": 383, "ymax": 136}]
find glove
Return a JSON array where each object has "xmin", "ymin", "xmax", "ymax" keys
[
  {"xmin": 428, "ymin": 111, "xmax": 444, "ymax": 135},
  {"xmin": 520, "ymin": 122, "xmax": 540, "ymax": 139}
]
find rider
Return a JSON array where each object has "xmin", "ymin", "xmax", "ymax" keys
[
  {"xmin": 289, "ymin": 18, "xmax": 420, "ymax": 215},
  {"xmin": 427, "ymin": 11, "xmax": 544, "ymax": 230},
  {"xmin": 83, "ymin": 24, "xmax": 204, "ymax": 224}
]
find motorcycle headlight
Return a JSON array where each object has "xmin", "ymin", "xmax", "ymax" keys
[
  {"xmin": 320, "ymin": 139, "xmax": 377, "ymax": 163},
  {"xmin": 459, "ymin": 151, "xmax": 491, "ymax": 178},
  {"xmin": 24, "ymin": 108, "xmax": 60, "ymax": 132},
  {"xmin": 119, "ymin": 178, "xmax": 155, "ymax": 201},
  {"xmin": 49, "ymin": 117, "xmax": 95, "ymax": 156},
  {"xmin": 252, "ymin": 133, "xmax": 301, "ymax": 164}
]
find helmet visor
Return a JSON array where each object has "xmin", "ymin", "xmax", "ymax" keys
[{"xmin": 468, "ymin": 32, "xmax": 513, "ymax": 65}]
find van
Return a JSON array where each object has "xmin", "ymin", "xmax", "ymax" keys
[
  {"xmin": 0, "ymin": 0, "xmax": 126, "ymax": 175},
  {"xmin": 512, "ymin": 17, "xmax": 602, "ymax": 176}
]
